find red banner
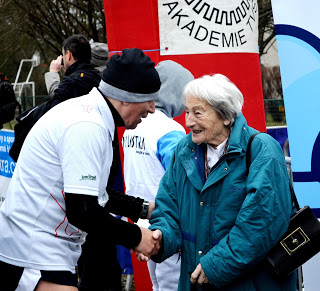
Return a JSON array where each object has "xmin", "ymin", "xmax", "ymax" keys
[{"xmin": 104, "ymin": 1, "xmax": 266, "ymax": 289}]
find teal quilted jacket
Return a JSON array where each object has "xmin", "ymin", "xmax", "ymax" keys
[{"xmin": 150, "ymin": 114, "xmax": 296, "ymax": 290}]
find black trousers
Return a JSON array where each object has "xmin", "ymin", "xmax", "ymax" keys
[
  {"xmin": 0, "ymin": 260, "xmax": 77, "ymax": 291},
  {"xmin": 0, "ymin": 260, "xmax": 24, "ymax": 291},
  {"xmin": 78, "ymin": 233, "xmax": 123, "ymax": 291}
]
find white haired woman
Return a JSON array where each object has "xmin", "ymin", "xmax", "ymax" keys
[{"xmin": 146, "ymin": 74, "xmax": 296, "ymax": 290}]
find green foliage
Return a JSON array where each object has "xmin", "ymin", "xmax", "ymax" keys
[{"xmin": 0, "ymin": 0, "xmax": 106, "ymax": 95}]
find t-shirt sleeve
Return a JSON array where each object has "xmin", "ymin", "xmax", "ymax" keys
[{"xmin": 57, "ymin": 121, "xmax": 110, "ymax": 196}]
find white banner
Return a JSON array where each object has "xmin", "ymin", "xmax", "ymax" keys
[{"xmin": 158, "ymin": 0, "xmax": 259, "ymax": 55}]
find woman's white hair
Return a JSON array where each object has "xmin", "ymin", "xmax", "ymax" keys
[{"xmin": 182, "ymin": 74, "xmax": 244, "ymax": 126}]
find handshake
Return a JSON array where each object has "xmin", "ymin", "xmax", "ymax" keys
[{"xmin": 133, "ymin": 228, "xmax": 163, "ymax": 261}]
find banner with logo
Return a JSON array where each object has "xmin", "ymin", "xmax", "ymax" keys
[
  {"xmin": 104, "ymin": 0, "xmax": 265, "ymax": 132},
  {"xmin": 103, "ymin": 0, "xmax": 265, "ymax": 289},
  {"xmin": 271, "ymin": 0, "xmax": 320, "ymax": 288},
  {"xmin": 158, "ymin": 0, "xmax": 259, "ymax": 56},
  {"xmin": 0, "ymin": 130, "xmax": 15, "ymax": 207}
]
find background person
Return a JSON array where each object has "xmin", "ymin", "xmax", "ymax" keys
[
  {"xmin": 44, "ymin": 34, "xmax": 100, "ymax": 103},
  {"xmin": 45, "ymin": 40, "xmax": 108, "ymax": 96},
  {"xmin": 0, "ymin": 73, "xmax": 19, "ymax": 129},
  {"xmin": 0, "ymin": 48, "xmax": 161, "ymax": 291},
  {"xmin": 122, "ymin": 60, "xmax": 194, "ymax": 291},
  {"xmin": 90, "ymin": 41, "xmax": 109, "ymax": 73},
  {"xmin": 146, "ymin": 74, "xmax": 296, "ymax": 290}
]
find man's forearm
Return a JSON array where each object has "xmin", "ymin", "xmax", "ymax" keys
[
  {"xmin": 105, "ymin": 186, "xmax": 145, "ymax": 222},
  {"xmin": 65, "ymin": 192, "xmax": 141, "ymax": 249},
  {"xmin": 45, "ymin": 71, "xmax": 60, "ymax": 97}
]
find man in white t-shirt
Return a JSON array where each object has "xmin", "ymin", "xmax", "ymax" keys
[
  {"xmin": 123, "ymin": 60, "xmax": 194, "ymax": 291},
  {"xmin": 0, "ymin": 48, "xmax": 161, "ymax": 291}
]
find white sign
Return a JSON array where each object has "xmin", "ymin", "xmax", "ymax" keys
[{"xmin": 158, "ymin": 0, "xmax": 259, "ymax": 55}]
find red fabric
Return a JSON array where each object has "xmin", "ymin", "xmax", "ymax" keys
[
  {"xmin": 131, "ymin": 253, "xmax": 153, "ymax": 290},
  {"xmin": 104, "ymin": 1, "xmax": 266, "ymax": 289}
]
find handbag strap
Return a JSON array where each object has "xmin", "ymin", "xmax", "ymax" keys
[
  {"xmin": 246, "ymin": 132, "xmax": 300, "ymax": 211},
  {"xmin": 289, "ymin": 181, "xmax": 300, "ymax": 210},
  {"xmin": 246, "ymin": 132, "xmax": 260, "ymax": 173}
]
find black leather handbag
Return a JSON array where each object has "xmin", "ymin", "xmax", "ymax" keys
[
  {"xmin": 265, "ymin": 203, "xmax": 320, "ymax": 278},
  {"xmin": 247, "ymin": 133, "xmax": 320, "ymax": 278}
]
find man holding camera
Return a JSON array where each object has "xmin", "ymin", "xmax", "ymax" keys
[{"xmin": 44, "ymin": 34, "xmax": 101, "ymax": 107}]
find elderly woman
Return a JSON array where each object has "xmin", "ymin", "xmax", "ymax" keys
[{"xmin": 148, "ymin": 74, "xmax": 296, "ymax": 290}]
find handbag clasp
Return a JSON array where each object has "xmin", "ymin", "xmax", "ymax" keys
[{"xmin": 280, "ymin": 227, "xmax": 310, "ymax": 255}]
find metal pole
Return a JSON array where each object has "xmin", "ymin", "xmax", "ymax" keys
[
  {"xmin": 13, "ymin": 60, "xmax": 26, "ymax": 91},
  {"xmin": 18, "ymin": 63, "xmax": 34, "ymax": 98},
  {"xmin": 13, "ymin": 59, "xmax": 35, "ymax": 95},
  {"xmin": 31, "ymin": 81, "xmax": 35, "ymax": 107},
  {"xmin": 25, "ymin": 63, "xmax": 35, "ymax": 84}
]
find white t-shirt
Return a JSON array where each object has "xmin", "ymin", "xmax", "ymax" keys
[
  {"xmin": 122, "ymin": 110, "xmax": 185, "ymax": 202},
  {"xmin": 0, "ymin": 88, "xmax": 114, "ymax": 273}
]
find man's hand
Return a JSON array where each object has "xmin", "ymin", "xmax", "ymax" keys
[
  {"xmin": 49, "ymin": 55, "xmax": 63, "ymax": 72},
  {"xmin": 190, "ymin": 263, "xmax": 209, "ymax": 285},
  {"xmin": 134, "ymin": 229, "xmax": 162, "ymax": 261}
]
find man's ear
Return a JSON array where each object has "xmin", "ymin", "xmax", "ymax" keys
[
  {"xmin": 122, "ymin": 102, "xmax": 130, "ymax": 106},
  {"xmin": 67, "ymin": 50, "xmax": 73, "ymax": 61}
]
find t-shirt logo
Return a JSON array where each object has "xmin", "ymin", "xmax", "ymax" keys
[{"xmin": 80, "ymin": 174, "xmax": 96, "ymax": 181}]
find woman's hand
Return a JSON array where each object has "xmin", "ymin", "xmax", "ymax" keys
[{"xmin": 190, "ymin": 263, "xmax": 209, "ymax": 285}]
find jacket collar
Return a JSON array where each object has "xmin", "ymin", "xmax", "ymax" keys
[
  {"xmin": 227, "ymin": 113, "xmax": 249, "ymax": 153},
  {"xmin": 65, "ymin": 61, "xmax": 95, "ymax": 76}
]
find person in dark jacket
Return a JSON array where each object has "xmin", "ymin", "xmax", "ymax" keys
[
  {"xmin": 44, "ymin": 34, "xmax": 101, "ymax": 107},
  {"xmin": 0, "ymin": 73, "xmax": 19, "ymax": 129}
]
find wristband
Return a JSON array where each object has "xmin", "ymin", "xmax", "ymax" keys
[{"xmin": 140, "ymin": 201, "xmax": 149, "ymax": 219}]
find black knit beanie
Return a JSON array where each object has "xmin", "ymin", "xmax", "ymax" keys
[{"xmin": 98, "ymin": 48, "xmax": 160, "ymax": 102}]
